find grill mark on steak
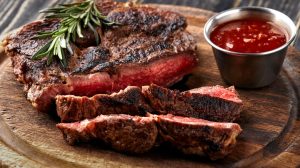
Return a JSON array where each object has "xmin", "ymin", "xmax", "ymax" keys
[
  {"xmin": 105, "ymin": 6, "xmax": 187, "ymax": 36},
  {"xmin": 56, "ymin": 86, "xmax": 152, "ymax": 122},
  {"xmin": 72, "ymin": 47, "xmax": 111, "ymax": 73},
  {"xmin": 56, "ymin": 114, "xmax": 158, "ymax": 154},
  {"xmin": 4, "ymin": 0, "xmax": 198, "ymax": 113},
  {"xmin": 154, "ymin": 114, "xmax": 242, "ymax": 160},
  {"xmin": 142, "ymin": 84, "xmax": 243, "ymax": 122}
]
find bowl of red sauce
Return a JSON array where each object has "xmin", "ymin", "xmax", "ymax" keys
[{"xmin": 204, "ymin": 7, "xmax": 297, "ymax": 88}]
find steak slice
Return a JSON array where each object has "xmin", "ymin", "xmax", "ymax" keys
[
  {"xmin": 154, "ymin": 114, "xmax": 242, "ymax": 160},
  {"xmin": 56, "ymin": 84, "xmax": 243, "ymax": 122},
  {"xmin": 57, "ymin": 113, "xmax": 242, "ymax": 159},
  {"xmin": 4, "ymin": 0, "xmax": 198, "ymax": 113},
  {"xmin": 142, "ymin": 84, "xmax": 243, "ymax": 122},
  {"xmin": 56, "ymin": 114, "xmax": 158, "ymax": 154},
  {"xmin": 56, "ymin": 86, "xmax": 152, "ymax": 122}
]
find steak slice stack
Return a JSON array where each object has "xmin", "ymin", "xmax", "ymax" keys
[
  {"xmin": 3, "ymin": 0, "xmax": 198, "ymax": 113},
  {"xmin": 56, "ymin": 84, "xmax": 243, "ymax": 159},
  {"xmin": 142, "ymin": 84, "xmax": 243, "ymax": 122},
  {"xmin": 57, "ymin": 114, "xmax": 158, "ymax": 154},
  {"xmin": 56, "ymin": 86, "xmax": 152, "ymax": 122},
  {"xmin": 57, "ymin": 114, "xmax": 242, "ymax": 159}
]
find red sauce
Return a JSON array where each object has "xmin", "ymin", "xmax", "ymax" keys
[{"xmin": 210, "ymin": 19, "xmax": 287, "ymax": 53}]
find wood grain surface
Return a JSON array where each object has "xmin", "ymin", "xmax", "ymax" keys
[{"xmin": 0, "ymin": 3, "xmax": 300, "ymax": 168}]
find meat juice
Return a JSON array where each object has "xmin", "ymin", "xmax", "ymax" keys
[{"xmin": 210, "ymin": 19, "xmax": 287, "ymax": 53}]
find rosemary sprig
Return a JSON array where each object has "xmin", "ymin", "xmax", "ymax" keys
[{"xmin": 32, "ymin": 0, "xmax": 116, "ymax": 67}]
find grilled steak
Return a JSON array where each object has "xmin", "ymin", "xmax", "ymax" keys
[
  {"xmin": 4, "ymin": 0, "xmax": 198, "ymax": 113},
  {"xmin": 142, "ymin": 84, "xmax": 242, "ymax": 122},
  {"xmin": 56, "ymin": 114, "xmax": 158, "ymax": 153},
  {"xmin": 154, "ymin": 114, "xmax": 242, "ymax": 160},
  {"xmin": 56, "ymin": 86, "xmax": 152, "ymax": 122}
]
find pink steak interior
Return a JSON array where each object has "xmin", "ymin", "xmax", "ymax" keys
[{"xmin": 70, "ymin": 54, "xmax": 198, "ymax": 96}]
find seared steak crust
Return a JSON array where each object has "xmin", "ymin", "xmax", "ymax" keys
[
  {"xmin": 57, "ymin": 114, "xmax": 158, "ymax": 153},
  {"xmin": 56, "ymin": 86, "xmax": 152, "ymax": 122},
  {"xmin": 73, "ymin": 30, "xmax": 196, "ymax": 74},
  {"xmin": 142, "ymin": 84, "xmax": 243, "ymax": 122},
  {"xmin": 4, "ymin": 0, "xmax": 198, "ymax": 112},
  {"xmin": 105, "ymin": 6, "xmax": 186, "ymax": 37},
  {"xmin": 154, "ymin": 114, "xmax": 242, "ymax": 160}
]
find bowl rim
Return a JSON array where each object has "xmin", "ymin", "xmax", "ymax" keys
[{"xmin": 203, "ymin": 6, "xmax": 297, "ymax": 56}]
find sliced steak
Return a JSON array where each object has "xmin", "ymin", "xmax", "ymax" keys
[
  {"xmin": 154, "ymin": 114, "xmax": 242, "ymax": 160},
  {"xmin": 56, "ymin": 114, "xmax": 158, "ymax": 154},
  {"xmin": 4, "ymin": 0, "xmax": 198, "ymax": 113},
  {"xmin": 56, "ymin": 86, "xmax": 152, "ymax": 122},
  {"xmin": 56, "ymin": 84, "xmax": 243, "ymax": 122},
  {"xmin": 143, "ymin": 84, "xmax": 243, "ymax": 122}
]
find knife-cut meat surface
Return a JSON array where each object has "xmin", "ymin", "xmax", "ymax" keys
[
  {"xmin": 56, "ymin": 84, "xmax": 243, "ymax": 122},
  {"xmin": 56, "ymin": 114, "xmax": 158, "ymax": 154},
  {"xmin": 154, "ymin": 114, "xmax": 242, "ymax": 160},
  {"xmin": 56, "ymin": 86, "xmax": 152, "ymax": 122},
  {"xmin": 3, "ymin": 0, "xmax": 198, "ymax": 113},
  {"xmin": 142, "ymin": 84, "xmax": 243, "ymax": 122}
]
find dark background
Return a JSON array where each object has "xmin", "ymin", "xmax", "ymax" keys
[{"xmin": 0, "ymin": 0, "xmax": 299, "ymax": 49}]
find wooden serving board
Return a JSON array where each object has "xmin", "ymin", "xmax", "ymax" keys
[{"xmin": 0, "ymin": 4, "xmax": 300, "ymax": 168}]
